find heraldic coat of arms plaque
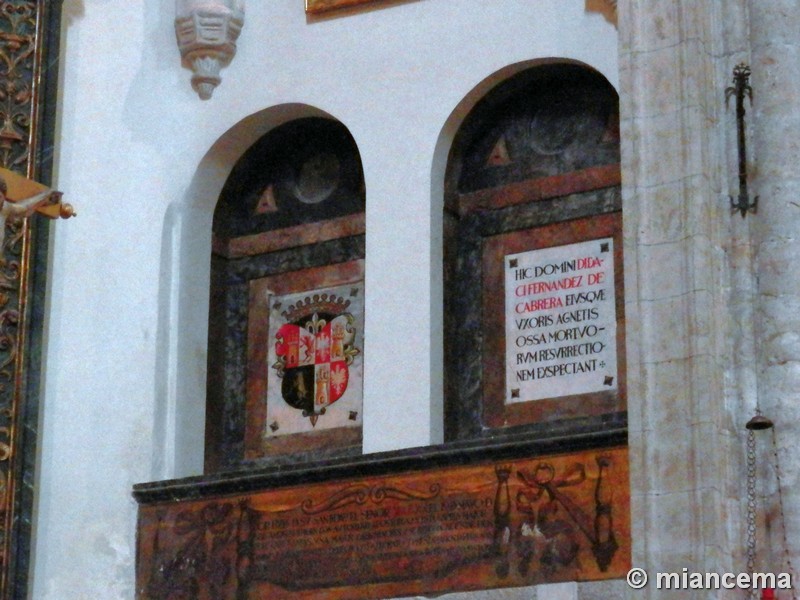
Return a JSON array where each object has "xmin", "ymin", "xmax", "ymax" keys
[
  {"xmin": 267, "ymin": 282, "xmax": 363, "ymax": 433},
  {"xmin": 245, "ymin": 260, "xmax": 365, "ymax": 459}
]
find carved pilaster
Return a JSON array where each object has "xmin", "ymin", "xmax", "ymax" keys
[
  {"xmin": 749, "ymin": 0, "xmax": 800, "ymax": 573},
  {"xmin": 619, "ymin": 0, "xmax": 747, "ymax": 593},
  {"xmin": 175, "ymin": 0, "xmax": 245, "ymax": 100}
]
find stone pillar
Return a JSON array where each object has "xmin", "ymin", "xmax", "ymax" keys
[
  {"xmin": 618, "ymin": 1, "xmax": 745, "ymax": 594},
  {"xmin": 749, "ymin": 0, "xmax": 800, "ymax": 577}
]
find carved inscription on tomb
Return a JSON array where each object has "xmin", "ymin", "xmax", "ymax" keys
[
  {"xmin": 505, "ymin": 239, "xmax": 617, "ymax": 403},
  {"xmin": 137, "ymin": 447, "xmax": 630, "ymax": 599}
]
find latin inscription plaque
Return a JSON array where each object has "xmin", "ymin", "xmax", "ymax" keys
[
  {"xmin": 136, "ymin": 446, "xmax": 629, "ymax": 599},
  {"xmin": 481, "ymin": 213, "xmax": 625, "ymax": 430},
  {"xmin": 505, "ymin": 238, "xmax": 617, "ymax": 403}
]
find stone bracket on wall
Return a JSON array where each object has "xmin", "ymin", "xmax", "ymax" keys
[{"xmin": 175, "ymin": 0, "xmax": 245, "ymax": 100}]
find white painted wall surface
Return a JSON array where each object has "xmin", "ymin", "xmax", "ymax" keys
[{"xmin": 31, "ymin": 1, "xmax": 617, "ymax": 597}]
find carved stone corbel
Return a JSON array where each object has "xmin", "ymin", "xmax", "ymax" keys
[{"xmin": 175, "ymin": 0, "xmax": 245, "ymax": 100}]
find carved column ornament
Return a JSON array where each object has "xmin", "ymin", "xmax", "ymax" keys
[{"xmin": 175, "ymin": 0, "xmax": 245, "ymax": 100}]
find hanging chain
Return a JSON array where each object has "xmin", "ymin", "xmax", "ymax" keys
[
  {"xmin": 771, "ymin": 427, "xmax": 797, "ymax": 600},
  {"xmin": 746, "ymin": 428, "xmax": 759, "ymax": 600}
]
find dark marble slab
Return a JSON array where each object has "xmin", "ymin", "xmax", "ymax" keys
[
  {"xmin": 134, "ymin": 427, "xmax": 625, "ymax": 505},
  {"xmin": 206, "ymin": 236, "xmax": 366, "ymax": 472},
  {"xmin": 450, "ymin": 64, "xmax": 619, "ymax": 196},
  {"xmin": 214, "ymin": 118, "xmax": 365, "ymax": 238},
  {"xmin": 444, "ymin": 186, "xmax": 623, "ymax": 442}
]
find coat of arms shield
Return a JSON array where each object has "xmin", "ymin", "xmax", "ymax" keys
[{"xmin": 266, "ymin": 283, "xmax": 363, "ymax": 434}]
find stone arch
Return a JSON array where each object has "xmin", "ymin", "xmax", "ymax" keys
[
  {"xmin": 434, "ymin": 61, "xmax": 623, "ymax": 442},
  {"xmin": 155, "ymin": 103, "xmax": 365, "ymax": 477}
]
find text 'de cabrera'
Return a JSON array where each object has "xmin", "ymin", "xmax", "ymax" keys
[{"xmin": 505, "ymin": 239, "xmax": 617, "ymax": 403}]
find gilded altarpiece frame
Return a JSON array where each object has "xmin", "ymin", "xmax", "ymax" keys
[{"xmin": 0, "ymin": 1, "xmax": 62, "ymax": 597}]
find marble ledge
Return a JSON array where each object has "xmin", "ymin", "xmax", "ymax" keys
[{"xmin": 133, "ymin": 427, "xmax": 628, "ymax": 505}]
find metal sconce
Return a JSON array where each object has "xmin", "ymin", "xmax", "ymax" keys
[
  {"xmin": 725, "ymin": 63, "xmax": 758, "ymax": 218},
  {"xmin": 175, "ymin": 0, "xmax": 245, "ymax": 100}
]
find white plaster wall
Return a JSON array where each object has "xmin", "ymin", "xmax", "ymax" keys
[{"xmin": 31, "ymin": 1, "xmax": 617, "ymax": 597}]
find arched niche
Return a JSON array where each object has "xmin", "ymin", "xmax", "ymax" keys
[
  {"xmin": 158, "ymin": 105, "xmax": 366, "ymax": 477},
  {"xmin": 205, "ymin": 116, "xmax": 367, "ymax": 473},
  {"xmin": 440, "ymin": 61, "xmax": 625, "ymax": 443}
]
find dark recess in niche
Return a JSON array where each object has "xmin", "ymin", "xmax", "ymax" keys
[
  {"xmin": 450, "ymin": 63, "xmax": 620, "ymax": 197},
  {"xmin": 214, "ymin": 117, "xmax": 366, "ymax": 239}
]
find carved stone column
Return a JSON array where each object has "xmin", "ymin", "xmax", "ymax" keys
[
  {"xmin": 618, "ymin": 1, "xmax": 746, "ymax": 592},
  {"xmin": 175, "ymin": 0, "xmax": 245, "ymax": 100},
  {"xmin": 749, "ymin": 0, "xmax": 800, "ymax": 575}
]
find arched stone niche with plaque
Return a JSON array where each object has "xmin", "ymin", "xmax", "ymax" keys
[
  {"xmin": 205, "ymin": 116, "xmax": 366, "ymax": 473},
  {"xmin": 443, "ymin": 62, "xmax": 625, "ymax": 443}
]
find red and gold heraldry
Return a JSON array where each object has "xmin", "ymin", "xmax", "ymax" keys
[{"xmin": 272, "ymin": 291, "xmax": 360, "ymax": 428}]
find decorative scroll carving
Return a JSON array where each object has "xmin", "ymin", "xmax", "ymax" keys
[
  {"xmin": 175, "ymin": 0, "xmax": 245, "ymax": 100},
  {"xmin": 516, "ymin": 455, "xmax": 619, "ymax": 573},
  {"xmin": 145, "ymin": 503, "xmax": 239, "ymax": 600},
  {"xmin": 0, "ymin": 1, "xmax": 36, "ymax": 170},
  {"xmin": 300, "ymin": 482, "xmax": 442, "ymax": 514}
]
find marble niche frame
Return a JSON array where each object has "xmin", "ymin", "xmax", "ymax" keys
[
  {"xmin": 205, "ymin": 115, "xmax": 368, "ymax": 473},
  {"xmin": 481, "ymin": 212, "xmax": 627, "ymax": 431},
  {"xmin": 245, "ymin": 259, "xmax": 365, "ymax": 460},
  {"xmin": 442, "ymin": 62, "xmax": 626, "ymax": 444}
]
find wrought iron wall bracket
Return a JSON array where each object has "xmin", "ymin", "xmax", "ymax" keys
[{"xmin": 725, "ymin": 63, "xmax": 758, "ymax": 218}]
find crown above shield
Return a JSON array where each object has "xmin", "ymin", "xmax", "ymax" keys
[{"xmin": 281, "ymin": 293, "xmax": 352, "ymax": 323}]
